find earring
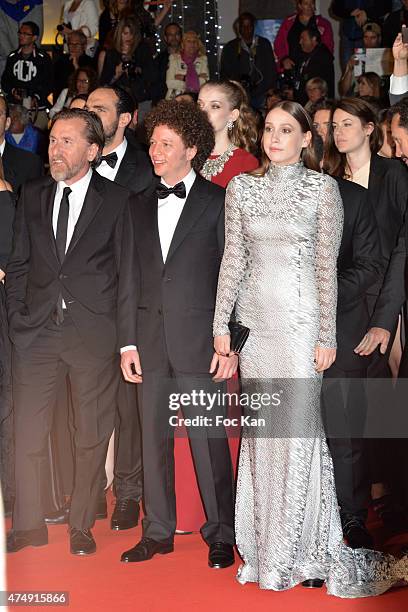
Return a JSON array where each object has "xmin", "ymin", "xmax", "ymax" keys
[{"xmin": 226, "ymin": 119, "xmax": 235, "ymax": 131}]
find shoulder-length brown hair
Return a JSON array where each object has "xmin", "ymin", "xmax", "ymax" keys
[
  {"xmin": 254, "ymin": 100, "xmax": 321, "ymax": 176},
  {"xmin": 113, "ymin": 16, "xmax": 141, "ymax": 55},
  {"xmin": 323, "ymin": 97, "xmax": 383, "ymax": 177}
]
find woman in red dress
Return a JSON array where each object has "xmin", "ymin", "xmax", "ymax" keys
[{"xmin": 174, "ymin": 80, "xmax": 259, "ymax": 533}]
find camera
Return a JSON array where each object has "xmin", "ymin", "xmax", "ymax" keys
[
  {"xmin": 57, "ymin": 22, "xmax": 72, "ymax": 32},
  {"xmin": 121, "ymin": 60, "xmax": 141, "ymax": 79}
]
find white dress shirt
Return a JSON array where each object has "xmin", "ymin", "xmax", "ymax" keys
[
  {"xmin": 0, "ymin": 140, "xmax": 5, "ymax": 156},
  {"xmin": 120, "ymin": 168, "xmax": 196, "ymax": 354},
  {"xmin": 390, "ymin": 73, "xmax": 408, "ymax": 95},
  {"xmin": 53, "ymin": 167, "xmax": 93, "ymax": 307},
  {"xmin": 158, "ymin": 168, "xmax": 196, "ymax": 262},
  {"xmin": 95, "ymin": 138, "xmax": 128, "ymax": 182}
]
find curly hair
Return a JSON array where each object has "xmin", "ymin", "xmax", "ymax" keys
[
  {"xmin": 200, "ymin": 80, "xmax": 259, "ymax": 155},
  {"xmin": 144, "ymin": 100, "xmax": 215, "ymax": 172}
]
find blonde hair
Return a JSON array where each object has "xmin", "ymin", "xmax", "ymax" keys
[{"xmin": 181, "ymin": 31, "xmax": 206, "ymax": 57}]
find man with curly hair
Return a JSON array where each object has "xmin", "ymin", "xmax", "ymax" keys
[{"xmin": 120, "ymin": 100, "xmax": 237, "ymax": 568}]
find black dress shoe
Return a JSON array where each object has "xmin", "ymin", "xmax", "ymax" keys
[
  {"xmin": 95, "ymin": 496, "xmax": 107, "ymax": 520},
  {"xmin": 44, "ymin": 504, "xmax": 70, "ymax": 525},
  {"xmin": 69, "ymin": 528, "xmax": 96, "ymax": 555},
  {"xmin": 111, "ymin": 499, "xmax": 139, "ymax": 530},
  {"xmin": 208, "ymin": 542, "xmax": 235, "ymax": 569},
  {"xmin": 121, "ymin": 537, "xmax": 173, "ymax": 562},
  {"xmin": 302, "ymin": 579, "xmax": 324, "ymax": 588},
  {"xmin": 341, "ymin": 514, "xmax": 373, "ymax": 549},
  {"xmin": 7, "ymin": 526, "xmax": 48, "ymax": 553}
]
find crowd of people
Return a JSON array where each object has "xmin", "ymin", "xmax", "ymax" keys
[{"xmin": 2, "ymin": 0, "xmax": 408, "ymax": 601}]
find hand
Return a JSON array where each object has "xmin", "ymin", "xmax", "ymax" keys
[
  {"xmin": 174, "ymin": 73, "xmax": 185, "ymax": 81},
  {"xmin": 121, "ymin": 349, "xmax": 143, "ymax": 383},
  {"xmin": 210, "ymin": 353, "xmax": 238, "ymax": 382},
  {"xmin": 114, "ymin": 63, "xmax": 124, "ymax": 79},
  {"xmin": 0, "ymin": 269, "xmax": 5, "ymax": 282},
  {"xmin": 282, "ymin": 57, "xmax": 295, "ymax": 71},
  {"xmin": 393, "ymin": 31, "xmax": 408, "ymax": 62},
  {"xmin": 314, "ymin": 346, "xmax": 336, "ymax": 372},
  {"xmin": 163, "ymin": 0, "xmax": 172, "ymax": 10},
  {"xmin": 214, "ymin": 334, "xmax": 232, "ymax": 357},
  {"xmin": 354, "ymin": 327, "xmax": 390, "ymax": 356},
  {"xmin": 62, "ymin": 26, "xmax": 72, "ymax": 37}
]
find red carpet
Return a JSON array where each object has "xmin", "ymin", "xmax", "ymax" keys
[{"xmin": 6, "ymin": 494, "xmax": 408, "ymax": 612}]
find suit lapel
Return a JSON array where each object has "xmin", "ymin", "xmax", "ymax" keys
[
  {"xmin": 367, "ymin": 154, "xmax": 385, "ymax": 204},
  {"xmin": 114, "ymin": 147, "xmax": 136, "ymax": 188},
  {"xmin": 165, "ymin": 176, "xmax": 210, "ymax": 264},
  {"xmin": 143, "ymin": 184, "xmax": 164, "ymax": 270},
  {"xmin": 65, "ymin": 173, "xmax": 104, "ymax": 258},
  {"xmin": 40, "ymin": 179, "xmax": 59, "ymax": 267}
]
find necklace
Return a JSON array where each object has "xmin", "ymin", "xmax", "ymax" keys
[{"xmin": 201, "ymin": 143, "xmax": 235, "ymax": 179}]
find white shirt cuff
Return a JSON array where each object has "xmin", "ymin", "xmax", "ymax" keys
[
  {"xmin": 120, "ymin": 345, "xmax": 137, "ymax": 354},
  {"xmin": 390, "ymin": 74, "xmax": 408, "ymax": 95}
]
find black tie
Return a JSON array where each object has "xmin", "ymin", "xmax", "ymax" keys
[
  {"xmin": 55, "ymin": 186, "xmax": 71, "ymax": 324},
  {"xmin": 156, "ymin": 181, "xmax": 186, "ymax": 199},
  {"xmin": 99, "ymin": 152, "xmax": 118, "ymax": 168}
]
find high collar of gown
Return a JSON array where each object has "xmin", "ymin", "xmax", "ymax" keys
[{"xmin": 267, "ymin": 161, "xmax": 305, "ymax": 182}]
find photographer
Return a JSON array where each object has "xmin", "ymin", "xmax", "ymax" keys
[
  {"xmin": 1, "ymin": 21, "xmax": 52, "ymax": 131},
  {"xmin": 98, "ymin": 16, "xmax": 156, "ymax": 105},
  {"xmin": 220, "ymin": 12, "xmax": 277, "ymax": 110}
]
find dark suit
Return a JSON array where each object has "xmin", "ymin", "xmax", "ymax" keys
[
  {"xmin": 2, "ymin": 142, "xmax": 43, "ymax": 193},
  {"xmin": 113, "ymin": 140, "xmax": 153, "ymax": 195},
  {"xmin": 6, "ymin": 171, "xmax": 135, "ymax": 531},
  {"xmin": 360, "ymin": 155, "xmax": 408, "ymax": 488},
  {"xmin": 125, "ymin": 174, "xmax": 234, "ymax": 544},
  {"xmin": 97, "ymin": 140, "xmax": 153, "ymax": 503},
  {"xmin": 323, "ymin": 178, "xmax": 383, "ymax": 519}
]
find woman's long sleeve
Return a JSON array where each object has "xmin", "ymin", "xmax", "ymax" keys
[
  {"xmin": 213, "ymin": 178, "xmax": 248, "ymax": 336},
  {"xmin": 315, "ymin": 175, "xmax": 344, "ymax": 348}
]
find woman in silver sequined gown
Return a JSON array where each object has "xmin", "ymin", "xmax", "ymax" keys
[{"xmin": 213, "ymin": 102, "xmax": 408, "ymax": 598}]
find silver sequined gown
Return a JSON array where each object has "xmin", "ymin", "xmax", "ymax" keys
[{"xmin": 213, "ymin": 162, "xmax": 408, "ymax": 598}]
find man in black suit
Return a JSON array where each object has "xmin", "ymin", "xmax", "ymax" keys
[
  {"xmin": 85, "ymin": 85, "xmax": 153, "ymax": 530},
  {"xmin": 120, "ymin": 100, "xmax": 236, "ymax": 568},
  {"xmin": 0, "ymin": 95, "xmax": 43, "ymax": 192},
  {"xmin": 6, "ymin": 108, "xmax": 135, "ymax": 555},
  {"xmin": 86, "ymin": 86, "xmax": 153, "ymax": 194},
  {"xmin": 322, "ymin": 178, "xmax": 383, "ymax": 551}
]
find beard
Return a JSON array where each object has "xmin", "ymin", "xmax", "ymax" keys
[
  {"xmin": 50, "ymin": 157, "xmax": 87, "ymax": 182},
  {"xmin": 104, "ymin": 117, "xmax": 120, "ymax": 145}
]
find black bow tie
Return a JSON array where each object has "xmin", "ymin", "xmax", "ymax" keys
[
  {"xmin": 156, "ymin": 181, "xmax": 186, "ymax": 199},
  {"xmin": 99, "ymin": 152, "xmax": 118, "ymax": 168}
]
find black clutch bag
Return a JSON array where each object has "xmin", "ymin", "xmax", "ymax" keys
[{"xmin": 228, "ymin": 321, "xmax": 250, "ymax": 354}]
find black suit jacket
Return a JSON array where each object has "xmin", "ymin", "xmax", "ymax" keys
[
  {"xmin": 2, "ymin": 142, "xmax": 43, "ymax": 193},
  {"xmin": 114, "ymin": 141, "xmax": 153, "ymax": 194},
  {"xmin": 334, "ymin": 177, "xmax": 383, "ymax": 370},
  {"xmin": 125, "ymin": 174, "xmax": 225, "ymax": 373},
  {"xmin": 365, "ymin": 154, "xmax": 408, "ymax": 301},
  {"xmin": 6, "ymin": 172, "xmax": 135, "ymax": 357}
]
